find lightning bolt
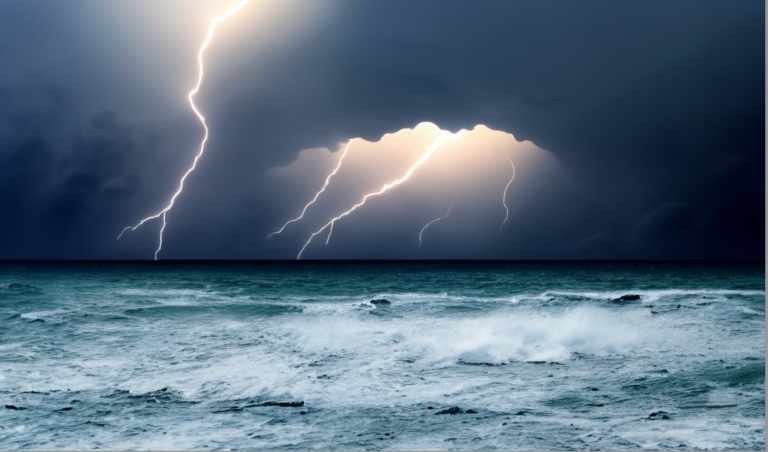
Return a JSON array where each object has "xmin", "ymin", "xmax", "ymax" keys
[
  {"xmin": 419, "ymin": 204, "xmax": 454, "ymax": 247},
  {"xmin": 116, "ymin": 0, "xmax": 250, "ymax": 260},
  {"xmin": 268, "ymin": 138, "xmax": 356, "ymax": 238},
  {"xmin": 325, "ymin": 221, "xmax": 334, "ymax": 245},
  {"xmin": 297, "ymin": 129, "xmax": 465, "ymax": 259},
  {"xmin": 500, "ymin": 157, "xmax": 516, "ymax": 230}
]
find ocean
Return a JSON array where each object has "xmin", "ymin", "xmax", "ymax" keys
[{"xmin": 0, "ymin": 261, "xmax": 764, "ymax": 450}]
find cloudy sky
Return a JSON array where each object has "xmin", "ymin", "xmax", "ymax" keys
[{"xmin": 0, "ymin": 0, "xmax": 763, "ymax": 260}]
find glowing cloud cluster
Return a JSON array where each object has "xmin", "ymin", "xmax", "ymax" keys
[
  {"xmin": 295, "ymin": 130, "xmax": 465, "ymax": 259},
  {"xmin": 266, "ymin": 124, "xmax": 528, "ymax": 259},
  {"xmin": 117, "ymin": 2, "xmax": 523, "ymax": 260}
]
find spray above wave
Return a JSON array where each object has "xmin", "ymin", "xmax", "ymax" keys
[{"xmin": 258, "ymin": 305, "xmax": 658, "ymax": 372}]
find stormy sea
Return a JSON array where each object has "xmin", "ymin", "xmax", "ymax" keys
[{"xmin": 0, "ymin": 261, "xmax": 764, "ymax": 451}]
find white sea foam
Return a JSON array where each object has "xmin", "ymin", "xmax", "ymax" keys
[
  {"xmin": 417, "ymin": 307, "xmax": 652, "ymax": 363},
  {"xmin": 283, "ymin": 288, "xmax": 766, "ymax": 309},
  {"xmin": 1, "ymin": 265, "xmax": 763, "ymax": 451},
  {"xmin": 19, "ymin": 309, "xmax": 72, "ymax": 321},
  {"xmin": 511, "ymin": 288, "xmax": 765, "ymax": 305}
]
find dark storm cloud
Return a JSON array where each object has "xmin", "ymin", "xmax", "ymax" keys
[
  {"xmin": 0, "ymin": 88, "xmax": 160, "ymax": 258},
  {"xmin": 0, "ymin": 0, "xmax": 763, "ymax": 259}
]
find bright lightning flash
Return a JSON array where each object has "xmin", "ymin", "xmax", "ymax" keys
[
  {"xmin": 297, "ymin": 130, "xmax": 465, "ymax": 259},
  {"xmin": 117, "ymin": 0, "xmax": 250, "ymax": 260},
  {"xmin": 419, "ymin": 204, "xmax": 454, "ymax": 247},
  {"xmin": 268, "ymin": 138, "xmax": 356, "ymax": 238},
  {"xmin": 500, "ymin": 157, "xmax": 516, "ymax": 230}
]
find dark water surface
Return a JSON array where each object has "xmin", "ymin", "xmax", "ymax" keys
[{"xmin": 0, "ymin": 261, "xmax": 764, "ymax": 450}]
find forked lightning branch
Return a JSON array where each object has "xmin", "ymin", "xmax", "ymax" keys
[{"xmin": 118, "ymin": 0, "xmax": 516, "ymax": 260}]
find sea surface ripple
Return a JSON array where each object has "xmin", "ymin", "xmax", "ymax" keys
[{"xmin": 0, "ymin": 261, "xmax": 764, "ymax": 450}]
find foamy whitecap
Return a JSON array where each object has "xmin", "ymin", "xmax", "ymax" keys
[{"xmin": 0, "ymin": 262, "xmax": 763, "ymax": 450}]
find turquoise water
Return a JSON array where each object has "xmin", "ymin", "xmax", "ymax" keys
[{"xmin": 0, "ymin": 261, "xmax": 764, "ymax": 450}]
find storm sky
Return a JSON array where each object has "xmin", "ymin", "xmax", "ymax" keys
[{"xmin": 0, "ymin": 0, "xmax": 764, "ymax": 260}]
